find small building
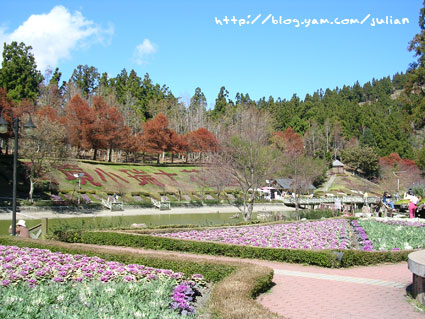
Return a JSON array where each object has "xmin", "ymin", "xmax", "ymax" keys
[
  {"xmin": 332, "ymin": 160, "xmax": 345, "ymax": 174},
  {"xmin": 267, "ymin": 178, "xmax": 316, "ymax": 195}
]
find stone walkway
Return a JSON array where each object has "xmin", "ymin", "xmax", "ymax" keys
[
  {"xmin": 75, "ymin": 244, "xmax": 423, "ymax": 319},
  {"xmin": 256, "ymin": 260, "xmax": 424, "ymax": 319}
]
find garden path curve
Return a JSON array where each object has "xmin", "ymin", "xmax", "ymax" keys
[{"xmin": 74, "ymin": 244, "xmax": 424, "ymax": 319}]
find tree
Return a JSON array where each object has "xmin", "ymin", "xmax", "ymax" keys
[
  {"xmin": 169, "ymin": 131, "xmax": 188, "ymax": 163},
  {"xmin": 271, "ymin": 127, "xmax": 304, "ymax": 157},
  {"xmin": 380, "ymin": 153, "xmax": 423, "ymax": 193},
  {"xmin": 417, "ymin": 146, "xmax": 425, "ymax": 173},
  {"xmin": 212, "ymin": 86, "xmax": 230, "ymax": 119},
  {"xmin": 19, "ymin": 110, "xmax": 68, "ymax": 201},
  {"xmin": 186, "ymin": 128, "xmax": 218, "ymax": 161},
  {"xmin": 0, "ymin": 88, "xmax": 15, "ymax": 154},
  {"xmin": 63, "ymin": 94, "xmax": 94, "ymax": 156},
  {"xmin": 212, "ymin": 107, "xmax": 281, "ymax": 221},
  {"xmin": 282, "ymin": 154, "xmax": 326, "ymax": 219},
  {"xmin": 69, "ymin": 65, "xmax": 100, "ymax": 98},
  {"xmin": 140, "ymin": 113, "xmax": 173, "ymax": 163},
  {"xmin": 341, "ymin": 146, "xmax": 379, "ymax": 179},
  {"xmin": 88, "ymin": 96, "xmax": 125, "ymax": 161},
  {"xmin": 38, "ymin": 67, "xmax": 63, "ymax": 111},
  {"xmin": 188, "ymin": 87, "xmax": 207, "ymax": 131},
  {"xmin": 0, "ymin": 41, "xmax": 43, "ymax": 101},
  {"xmin": 405, "ymin": 1, "xmax": 425, "ymax": 129}
]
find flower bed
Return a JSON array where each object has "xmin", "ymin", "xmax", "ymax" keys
[
  {"xmin": 351, "ymin": 220, "xmax": 374, "ymax": 251},
  {"xmin": 357, "ymin": 219, "xmax": 425, "ymax": 250},
  {"xmin": 81, "ymin": 193, "xmax": 92, "ymax": 204},
  {"xmin": 0, "ymin": 245, "xmax": 204, "ymax": 317},
  {"xmin": 155, "ymin": 219, "xmax": 351, "ymax": 250}
]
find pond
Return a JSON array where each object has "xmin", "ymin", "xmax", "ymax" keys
[{"xmin": 0, "ymin": 212, "xmax": 265, "ymax": 236}]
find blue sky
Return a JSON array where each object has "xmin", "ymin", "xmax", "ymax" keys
[{"xmin": 0, "ymin": 0, "xmax": 422, "ymax": 108}]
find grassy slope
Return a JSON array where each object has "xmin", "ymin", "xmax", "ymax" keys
[{"xmin": 316, "ymin": 173, "xmax": 384, "ymax": 196}]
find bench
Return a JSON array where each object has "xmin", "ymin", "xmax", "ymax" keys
[
  {"xmin": 151, "ymin": 198, "xmax": 171, "ymax": 210},
  {"xmin": 374, "ymin": 201, "xmax": 396, "ymax": 217},
  {"xmin": 101, "ymin": 199, "xmax": 124, "ymax": 211}
]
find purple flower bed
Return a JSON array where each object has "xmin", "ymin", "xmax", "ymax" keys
[
  {"xmin": 92, "ymin": 194, "xmax": 102, "ymax": 201},
  {"xmin": 155, "ymin": 219, "xmax": 351, "ymax": 250},
  {"xmin": 0, "ymin": 245, "xmax": 202, "ymax": 314},
  {"xmin": 0, "ymin": 245, "xmax": 187, "ymax": 286},
  {"xmin": 171, "ymin": 281, "xmax": 198, "ymax": 314},
  {"xmin": 51, "ymin": 194, "xmax": 62, "ymax": 201},
  {"xmin": 133, "ymin": 196, "xmax": 143, "ymax": 201},
  {"xmin": 351, "ymin": 220, "xmax": 374, "ymax": 251},
  {"xmin": 81, "ymin": 193, "xmax": 92, "ymax": 204}
]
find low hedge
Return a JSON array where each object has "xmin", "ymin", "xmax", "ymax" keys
[
  {"xmin": 56, "ymin": 229, "xmax": 411, "ymax": 268},
  {"xmin": 60, "ymin": 231, "xmax": 340, "ymax": 268},
  {"xmin": 339, "ymin": 249, "xmax": 410, "ymax": 267}
]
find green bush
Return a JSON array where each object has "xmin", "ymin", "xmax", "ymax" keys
[
  {"xmin": 204, "ymin": 199, "xmax": 221, "ymax": 205},
  {"xmin": 126, "ymin": 201, "xmax": 154, "ymax": 208},
  {"xmin": 339, "ymin": 249, "xmax": 409, "ymax": 267},
  {"xmin": 189, "ymin": 200, "xmax": 203, "ymax": 207},
  {"xmin": 68, "ymin": 231, "xmax": 340, "ymax": 268},
  {"xmin": 33, "ymin": 200, "xmax": 56, "ymax": 207},
  {"xmin": 52, "ymin": 228, "xmax": 412, "ymax": 268}
]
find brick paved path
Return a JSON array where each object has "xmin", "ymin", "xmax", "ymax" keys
[
  {"xmin": 75, "ymin": 244, "xmax": 423, "ymax": 319},
  {"xmin": 256, "ymin": 261, "xmax": 424, "ymax": 319}
]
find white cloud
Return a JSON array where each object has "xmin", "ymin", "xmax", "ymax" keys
[
  {"xmin": 0, "ymin": 5, "xmax": 114, "ymax": 72},
  {"xmin": 133, "ymin": 39, "xmax": 157, "ymax": 65}
]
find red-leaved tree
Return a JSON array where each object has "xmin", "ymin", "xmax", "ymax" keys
[
  {"xmin": 140, "ymin": 113, "xmax": 173, "ymax": 163},
  {"xmin": 379, "ymin": 153, "xmax": 423, "ymax": 194},
  {"xmin": 63, "ymin": 94, "xmax": 94, "ymax": 157},
  {"xmin": 186, "ymin": 127, "xmax": 218, "ymax": 162},
  {"xmin": 271, "ymin": 127, "xmax": 304, "ymax": 158}
]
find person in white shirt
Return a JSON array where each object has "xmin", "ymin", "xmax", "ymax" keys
[{"xmin": 404, "ymin": 190, "xmax": 420, "ymax": 218}]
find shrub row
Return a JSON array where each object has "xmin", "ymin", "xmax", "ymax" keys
[
  {"xmin": 60, "ymin": 231, "xmax": 341, "ymax": 268},
  {"xmin": 56, "ymin": 229, "xmax": 411, "ymax": 268},
  {"xmin": 339, "ymin": 249, "xmax": 410, "ymax": 267}
]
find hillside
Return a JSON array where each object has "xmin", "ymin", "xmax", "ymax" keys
[
  {"xmin": 0, "ymin": 159, "xmax": 241, "ymax": 205},
  {"xmin": 0, "ymin": 157, "xmax": 388, "ymax": 205},
  {"xmin": 315, "ymin": 172, "xmax": 384, "ymax": 197}
]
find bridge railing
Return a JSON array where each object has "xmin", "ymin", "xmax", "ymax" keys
[{"xmin": 282, "ymin": 196, "xmax": 379, "ymax": 205}]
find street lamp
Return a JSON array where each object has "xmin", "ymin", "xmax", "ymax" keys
[
  {"xmin": 73, "ymin": 173, "xmax": 84, "ymax": 205},
  {"xmin": 392, "ymin": 171, "xmax": 406, "ymax": 194},
  {"xmin": 0, "ymin": 109, "xmax": 36, "ymax": 236}
]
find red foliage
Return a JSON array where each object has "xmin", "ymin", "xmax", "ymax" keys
[
  {"xmin": 170, "ymin": 131, "xmax": 189, "ymax": 155},
  {"xmin": 186, "ymin": 128, "xmax": 218, "ymax": 154},
  {"xmin": 119, "ymin": 126, "xmax": 140, "ymax": 154},
  {"xmin": 0, "ymin": 88, "xmax": 15, "ymax": 139},
  {"xmin": 272, "ymin": 127, "xmax": 304, "ymax": 157},
  {"xmin": 140, "ymin": 113, "xmax": 173, "ymax": 155},
  {"xmin": 380, "ymin": 153, "xmax": 417, "ymax": 169},
  {"xmin": 63, "ymin": 94, "xmax": 94, "ymax": 149},
  {"xmin": 88, "ymin": 96, "xmax": 125, "ymax": 151},
  {"xmin": 37, "ymin": 106, "xmax": 59, "ymax": 122}
]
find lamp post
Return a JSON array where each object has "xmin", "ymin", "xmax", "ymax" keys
[
  {"xmin": 73, "ymin": 173, "xmax": 84, "ymax": 205},
  {"xmin": 392, "ymin": 171, "xmax": 406, "ymax": 194},
  {"xmin": 0, "ymin": 109, "xmax": 36, "ymax": 236}
]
